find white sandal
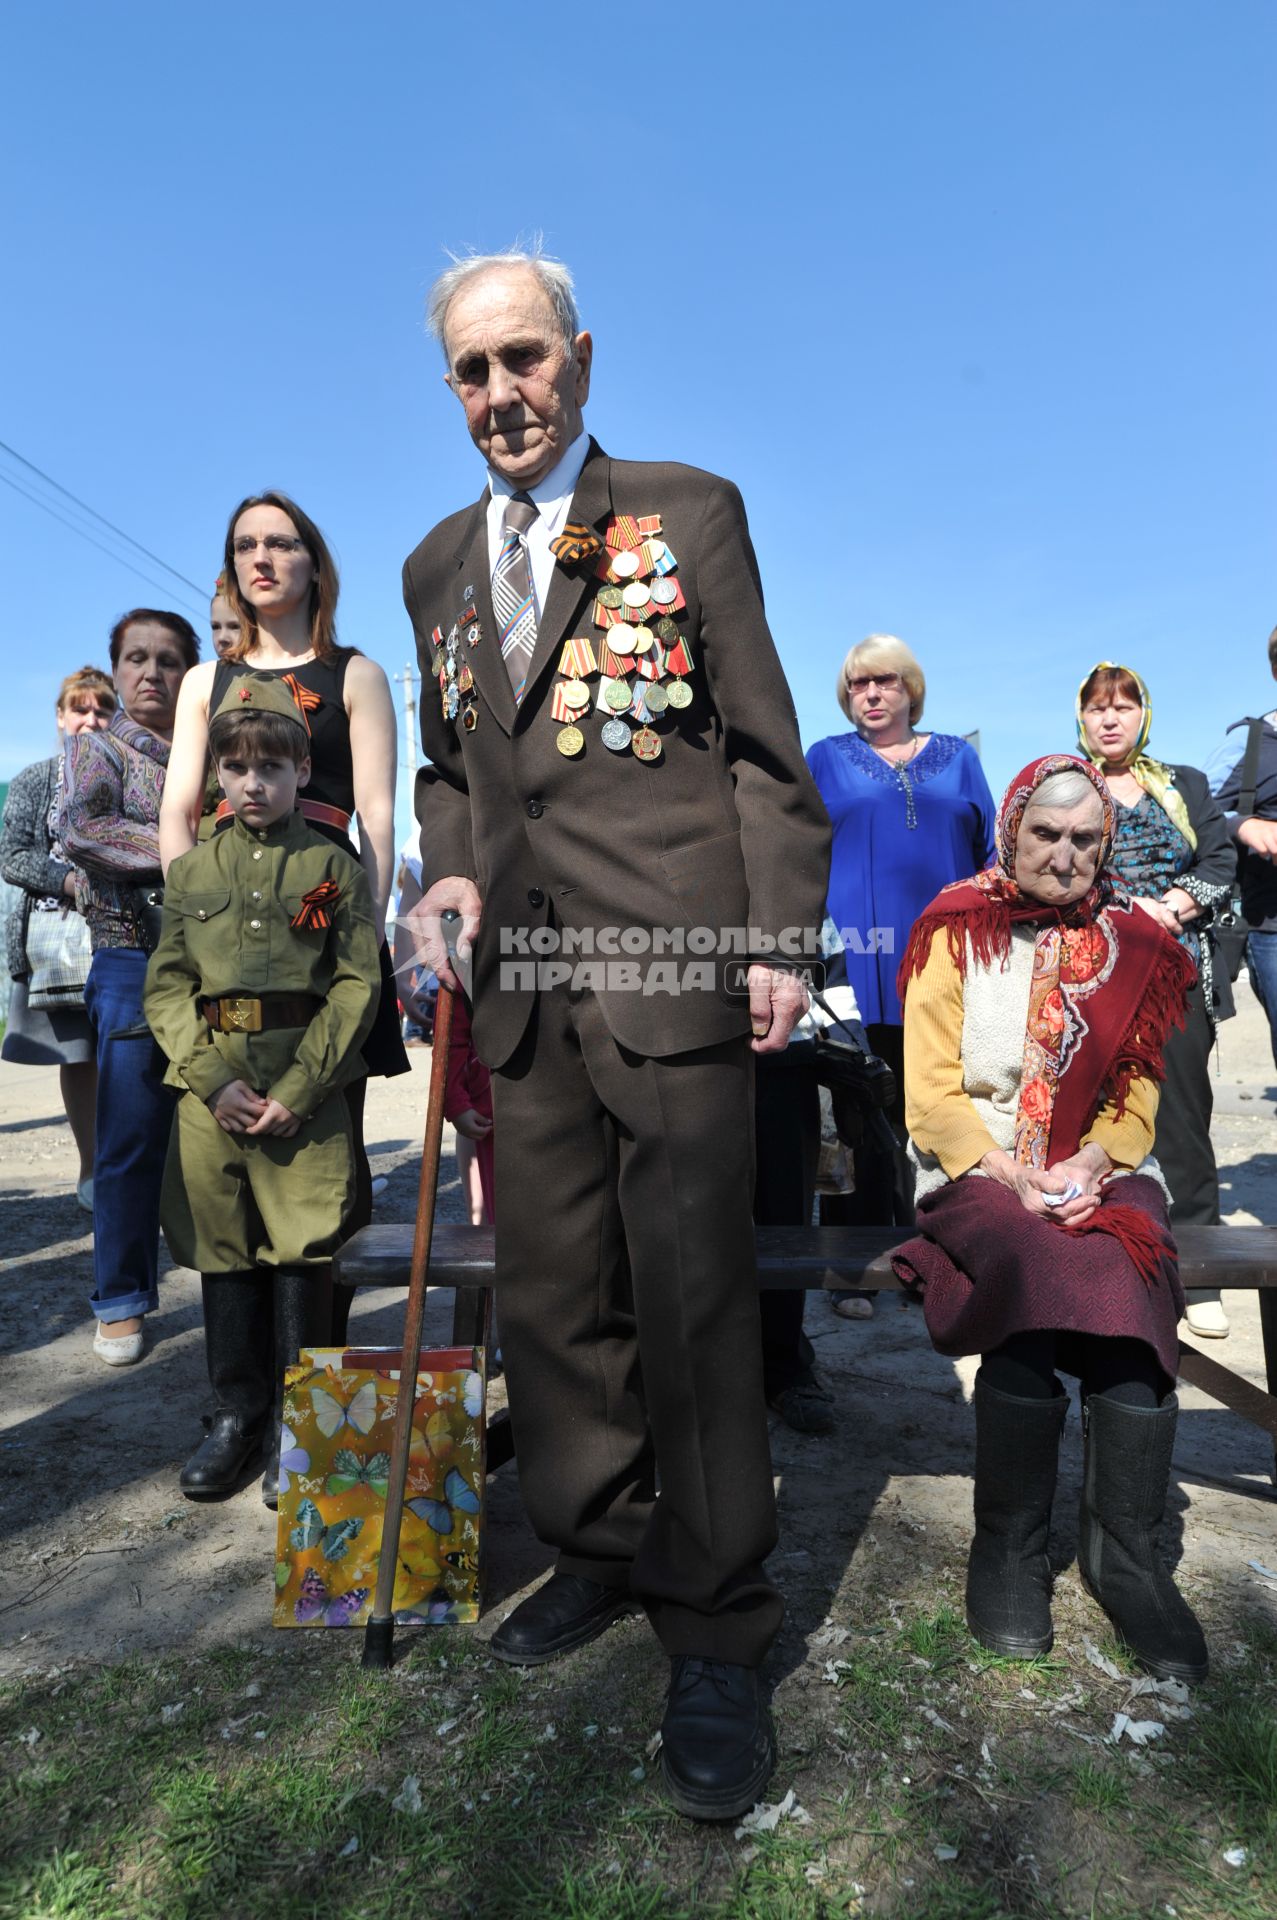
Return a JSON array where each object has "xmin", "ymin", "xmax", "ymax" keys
[
  {"xmin": 1183, "ymin": 1295, "xmax": 1230, "ymax": 1339},
  {"xmin": 93, "ymin": 1321, "xmax": 145, "ymax": 1366}
]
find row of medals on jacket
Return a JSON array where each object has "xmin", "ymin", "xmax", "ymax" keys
[
  {"xmin": 436, "ymin": 539, "xmax": 695, "ymax": 763},
  {"xmin": 551, "ymin": 539, "xmax": 694, "ymax": 763}
]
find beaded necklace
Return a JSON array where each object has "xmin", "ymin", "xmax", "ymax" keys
[{"xmin": 869, "ymin": 733, "xmax": 921, "ymax": 829}]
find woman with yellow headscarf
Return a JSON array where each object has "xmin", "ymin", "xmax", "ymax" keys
[{"xmin": 1077, "ymin": 663, "xmax": 1237, "ymax": 1337}]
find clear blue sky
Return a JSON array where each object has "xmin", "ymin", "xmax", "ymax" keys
[{"xmin": 2, "ymin": 0, "xmax": 1272, "ymax": 843}]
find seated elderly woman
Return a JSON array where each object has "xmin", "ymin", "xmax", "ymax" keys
[{"xmin": 892, "ymin": 755, "xmax": 1206, "ymax": 1684}]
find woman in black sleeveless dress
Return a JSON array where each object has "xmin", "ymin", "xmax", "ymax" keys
[{"xmin": 161, "ymin": 491, "xmax": 407, "ymax": 1338}]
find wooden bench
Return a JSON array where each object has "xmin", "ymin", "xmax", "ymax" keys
[{"xmin": 334, "ymin": 1223, "xmax": 1277, "ymax": 1479}]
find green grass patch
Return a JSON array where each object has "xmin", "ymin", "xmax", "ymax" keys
[
  {"xmin": 3, "ymin": 1583, "xmax": 1277, "ymax": 1918},
  {"xmin": 1067, "ymin": 1756, "xmax": 1132, "ymax": 1817}
]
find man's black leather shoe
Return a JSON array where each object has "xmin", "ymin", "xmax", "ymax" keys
[
  {"xmin": 490, "ymin": 1572, "xmax": 639, "ymax": 1666},
  {"xmin": 660, "ymin": 1657, "xmax": 775, "ymax": 1820}
]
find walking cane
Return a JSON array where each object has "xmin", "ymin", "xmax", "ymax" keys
[{"xmin": 362, "ymin": 909, "xmax": 462, "ymax": 1671}]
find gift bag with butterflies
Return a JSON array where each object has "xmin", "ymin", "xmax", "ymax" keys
[{"xmin": 273, "ymin": 1345, "xmax": 485, "ymax": 1629}]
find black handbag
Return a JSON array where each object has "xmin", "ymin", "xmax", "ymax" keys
[
  {"xmin": 788, "ymin": 991, "xmax": 899, "ymax": 1154},
  {"xmin": 132, "ymin": 883, "xmax": 166, "ymax": 955},
  {"xmin": 1215, "ymin": 720, "xmax": 1262, "ymax": 983}
]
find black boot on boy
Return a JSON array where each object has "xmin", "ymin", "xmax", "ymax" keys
[{"xmin": 180, "ymin": 1272, "xmax": 273, "ymax": 1498}]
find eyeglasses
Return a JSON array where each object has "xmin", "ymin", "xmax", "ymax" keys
[
  {"xmin": 848, "ymin": 672, "xmax": 901, "ymax": 694},
  {"xmin": 232, "ymin": 534, "xmax": 307, "ymax": 557}
]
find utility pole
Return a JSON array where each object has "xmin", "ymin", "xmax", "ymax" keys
[{"xmin": 394, "ymin": 664, "xmax": 418, "ymax": 773}]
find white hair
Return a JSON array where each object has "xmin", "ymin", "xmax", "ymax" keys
[
  {"xmin": 426, "ymin": 246, "xmax": 582, "ymax": 364},
  {"xmin": 1029, "ymin": 769, "xmax": 1102, "ymax": 812}
]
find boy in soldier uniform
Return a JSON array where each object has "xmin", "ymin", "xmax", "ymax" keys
[{"xmin": 144, "ymin": 674, "xmax": 380, "ymax": 1504}]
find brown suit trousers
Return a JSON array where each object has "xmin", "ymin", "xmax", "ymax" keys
[{"xmin": 492, "ymin": 985, "xmax": 782, "ymax": 1663}]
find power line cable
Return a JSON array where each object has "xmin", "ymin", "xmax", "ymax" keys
[
  {"xmin": 0, "ymin": 436, "xmax": 207, "ymax": 598},
  {"xmin": 0, "ymin": 470, "xmax": 206, "ymax": 619}
]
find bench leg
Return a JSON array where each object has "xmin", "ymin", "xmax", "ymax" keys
[
  {"xmin": 452, "ymin": 1285, "xmax": 490, "ymax": 1349},
  {"xmin": 449, "ymin": 1285, "xmax": 516, "ymax": 1471},
  {"xmin": 1260, "ymin": 1292, "xmax": 1277, "ymax": 1488}
]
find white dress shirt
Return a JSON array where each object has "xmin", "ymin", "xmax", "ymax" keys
[{"xmin": 485, "ymin": 430, "xmax": 592, "ymax": 620}]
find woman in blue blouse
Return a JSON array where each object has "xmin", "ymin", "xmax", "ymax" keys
[{"xmin": 805, "ymin": 635, "xmax": 996, "ymax": 1316}]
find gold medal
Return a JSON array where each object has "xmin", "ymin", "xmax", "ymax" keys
[
  {"xmin": 630, "ymin": 626, "xmax": 654, "ymax": 655},
  {"xmin": 597, "ymin": 586, "xmax": 624, "ymax": 610},
  {"xmin": 632, "ymin": 727, "xmax": 662, "ymax": 762},
  {"xmin": 605, "ymin": 678, "xmax": 633, "ymax": 712},
  {"xmin": 645, "ymin": 681, "xmax": 669, "ymax": 714},
  {"xmin": 458, "ymin": 663, "xmax": 473, "ymax": 693},
  {"xmin": 666, "ymin": 679, "xmax": 693, "ymax": 710},
  {"xmin": 556, "ymin": 724, "xmax": 585, "ymax": 757},
  {"xmin": 462, "ymin": 703, "xmax": 478, "ymax": 732},
  {"xmin": 561, "ymin": 678, "xmax": 591, "ymax": 711}
]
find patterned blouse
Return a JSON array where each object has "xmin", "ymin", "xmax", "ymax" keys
[
  {"xmin": 0, "ymin": 755, "xmax": 75, "ymax": 979},
  {"xmin": 60, "ymin": 711, "xmax": 170, "ymax": 951},
  {"xmin": 1109, "ymin": 792, "xmax": 1224, "ymax": 1018}
]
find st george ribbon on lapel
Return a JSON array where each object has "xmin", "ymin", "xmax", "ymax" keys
[{"xmin": 492, "ymin": 493, "xmax": 539, "ymax": 701}]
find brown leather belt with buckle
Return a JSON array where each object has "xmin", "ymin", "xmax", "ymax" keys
[{"xmin": 201, "ymin": 994, "xmax": 323, "ymax": 1034}]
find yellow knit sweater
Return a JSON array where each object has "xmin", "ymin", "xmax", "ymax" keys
[{"xmin": 903, "ymin": 927, "xmax": 1159, "ymax": 1183}]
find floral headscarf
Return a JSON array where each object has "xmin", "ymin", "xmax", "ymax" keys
[{"xmin": 1075, "ymin": 661, "xmax": 1196, "ymax": 851}]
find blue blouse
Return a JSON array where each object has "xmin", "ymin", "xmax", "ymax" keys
[{"xmin": 805, "ymin": 731, "xmax": 997, "ymax": 1026}]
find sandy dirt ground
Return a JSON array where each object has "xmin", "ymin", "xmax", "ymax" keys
[{"xmin": 3, "ymin": 987, "xmax": 1276, "ymax": 1682}]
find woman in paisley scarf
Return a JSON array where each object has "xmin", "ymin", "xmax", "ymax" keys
[
  {"xmin": 1077, "ymin": 662, "xmax": 1238, "ymax": 1340},
  {"xmin": 892, "ymin": 755, "xmax": 1207, "ymax": 1684}
]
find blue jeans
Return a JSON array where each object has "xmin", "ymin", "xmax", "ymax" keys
[
  {"xmin": 1247, "ymin": 931, "xmax": 1277, "ymax": 1073},
  {"xmin": 84, "ymin": 948, "xmax": 176, "ymax": 1322}
]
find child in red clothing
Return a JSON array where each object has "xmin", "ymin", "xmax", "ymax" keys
[{"xmin": 444, "ymin": 992, "xmax": 493, "ymax": 1225}]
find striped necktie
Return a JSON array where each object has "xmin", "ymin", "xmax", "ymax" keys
[{"xmin": 493, "ymin": 493, "xmax": 539, "ymax": 701}]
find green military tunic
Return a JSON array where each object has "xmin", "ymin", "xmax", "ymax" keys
[{"xmin": 143, "ymin": 809, "xmax": 380, "ymax": 1272}]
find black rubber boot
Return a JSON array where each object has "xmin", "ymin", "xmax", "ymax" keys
[
  {"xmin": 262, "ymin": 1266, "xmax": 334, "ymax": 1510},
  {"xmin": 965, "ymin": 1371, "xmax": 1068, "ymax": 1657},
  {"xmin": 180, "ymin": 1272, "xmax": 272, "ymax": 1498},
  {"xmin": 1078, "ymin": 1393, "xmax": 1209, "ymax": 1683}
]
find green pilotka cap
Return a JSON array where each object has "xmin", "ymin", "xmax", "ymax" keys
[{"xmin": 209, "ymin": 672, "xmax": 311, "ymax": 734}]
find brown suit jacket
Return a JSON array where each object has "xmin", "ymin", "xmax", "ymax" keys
[{"xmin": 403, "ymin": 439, "xmax": 831, "ymax": 1068}]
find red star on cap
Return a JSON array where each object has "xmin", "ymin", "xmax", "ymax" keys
[{"xmin": 238, "ymin": 687, "xmax": 253, "ymax": 702}]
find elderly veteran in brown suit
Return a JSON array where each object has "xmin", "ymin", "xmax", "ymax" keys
[{"xmin": 403, "ymin": 248, "xmax": 830, "ymax": 1821}]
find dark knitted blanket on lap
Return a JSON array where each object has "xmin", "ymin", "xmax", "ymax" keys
[{"xmin": 891, "ymin": 1172, "xmax": 1183, "ymax": 1385}]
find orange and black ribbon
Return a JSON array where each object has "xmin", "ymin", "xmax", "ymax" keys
[
  {"xmin": 291, "ymin": 880, "xmax": 341, "ymax": 930},
  {"xmin": 281, "ymin": 673, "xmax": 323, "ymax": 735},
  {"xmin": 550, "ymin": 523, "xmax": 603, "ymax": 567}
]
